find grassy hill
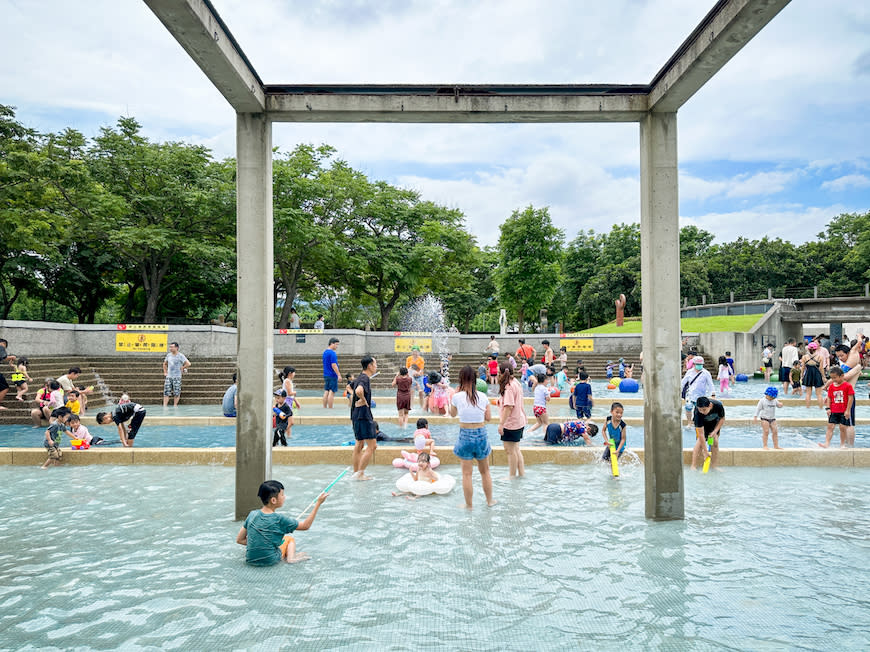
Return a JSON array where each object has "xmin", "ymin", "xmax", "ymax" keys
[{"xmin": 576, "ymin": 314, "xmax": 761, "ymax": 334}]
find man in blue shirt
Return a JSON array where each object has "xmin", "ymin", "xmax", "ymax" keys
[{"xmin": 322, "ymin": 337, "xmax": 341, "ymax": 409}]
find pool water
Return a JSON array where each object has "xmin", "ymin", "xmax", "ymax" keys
[
  {"xmin": 3, "ymin": 423, "xmax": 869, "ymax": 450},
  {"xmin": 1, "ymin": 464, "xmax": 867, "ymax": 650}
]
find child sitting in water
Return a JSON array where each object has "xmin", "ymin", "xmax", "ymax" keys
[
  {"xmin": 236, "ymin": 480, "xmax": 328, "ymax": 565},
  {"xmin": 67, "ymin": 413, "xmax": 107, "ymax": 447},
  {"xmin": 413, "ymin": 418, "xmax": 434, "ymax": 455},
  {"xmin": 544, "ymin": 420, "xmax": 600, "ymax": 445},
  {"xmin": 392, "ymin": 452, "xmax": 440, "ymax": 499},
  {"xmin": 343, "ymin": 373, "xmax": 355, "ymax": 405},
  {"xmin": 753, "ymin": 386, "xmax": 783, "ymax": 450}
]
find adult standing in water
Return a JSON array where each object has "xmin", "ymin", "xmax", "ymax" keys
[
  {"xmin": 497, "ymin": 362, "xmax": 526, "ymax": 480},
  {"xmin": 351, "ymin": 355, "xmax": 378, "ymax": 480},
  {"xmin": 322, "ymin": 337, "xmax": 340, "ymax": 409},
  {"xmin": 799, "ymin": 342, "xmax": 825, "ymax": 409},
  {"xmin": 449, "ymin": 365, "xmax": 496, "ymax": 508}
]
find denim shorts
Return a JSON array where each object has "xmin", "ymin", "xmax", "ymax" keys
[
  {"xmin": 453, "ymin": 427, "xmax": 491, "ymax": 460},
  {"xmin": 323, "ymin": 376, "xmax": 338, "ymax": 393}
]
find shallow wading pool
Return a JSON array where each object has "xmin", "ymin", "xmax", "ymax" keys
[
  {"xmin": 2, "ymin": 423, "xmax": 868, "ymax": 450},
  {"xmin": 1, "ymin": 464, "xmax": 868, "ymax": 650}
]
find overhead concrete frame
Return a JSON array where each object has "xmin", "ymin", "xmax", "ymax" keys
[{"xmin": 145, "ymin": 0, "xmax": 791, "ymax": 521}]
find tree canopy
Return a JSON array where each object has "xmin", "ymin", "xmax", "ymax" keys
[{"xmin": 1, "ymin": 106, "xmax": 867, "ymax": 331}]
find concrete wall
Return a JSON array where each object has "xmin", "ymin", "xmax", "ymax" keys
[{"xmin": 0, "ymin": 320, "xmax": 643, "ymax": 358}]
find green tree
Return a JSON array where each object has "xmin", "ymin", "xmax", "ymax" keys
[
  {"xmin": 344, "ymin": 183, "xmax": 471, "ymax": 329},
  {"xmin": 0, "ymin": 105, "xmax": 51, "ymax": 318},
  {"xmin": 495, "ymin": 205, "xmax": 563, "ymax": 332},
  {"xmin": 440, "ymin": 245, "xmax": 497, "ymax": 332},
  {"xmin": 88, "ymin": 117, "xmax": 234, "ymax": 322},
  {"xmin": 272, "ymin": 145, "xmax": 367, "ymax": 328}
]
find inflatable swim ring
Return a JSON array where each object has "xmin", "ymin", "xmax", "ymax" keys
[
  {"xmin": 619, "ymin": 378, "xmax": 639, "ymax": 393},
  {"xmin": 549, "ymin": 388, "xmax": 560, "ymax": 398},
  {"xmin": 392, "ymin": 450, "xmax": 441, "ymax": 472},
  {"xmin": 395, "ymin": 471, "xmax": 456, "ymax": 496}
]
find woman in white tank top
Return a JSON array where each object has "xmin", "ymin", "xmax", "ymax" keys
[{"xmin": 449, "ymin": 366, "xmax": 495, "ymax": 509}]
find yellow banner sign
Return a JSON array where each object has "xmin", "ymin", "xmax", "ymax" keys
[
  {"xmin": 393, "ymin": 331, "xmax": 431, "ymax": 337},
  {"xmin": 116, "ymin": 332, "xmax": 168, "ymax": 352},
  {"xmin": 394, "ymin": 337, "xmax": 432, "ymax": 353},
  {"xmin": 116, "ymin": 324, "xmax": 169, "ymax": 331},
  {"xmin": 277, "ymin": 328, "xmax": 324, "ymax": 334},
  {"xmin": 560, "ymin": 338, "xmax": 594, "ymax": 352}
]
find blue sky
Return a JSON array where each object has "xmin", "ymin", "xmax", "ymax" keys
[{"xmin": 2, "ymin": 0, "xmax": 868, "ymax": 246}]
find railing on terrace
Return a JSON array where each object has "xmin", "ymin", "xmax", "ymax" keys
[{"xmin": 682, "ymin": 283, "xmax": 870, "ymax": 308}]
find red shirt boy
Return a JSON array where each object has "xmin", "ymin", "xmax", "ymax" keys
[{"xmin": 827, "ymin": 380, "xmax": 854, "ymax": 414}]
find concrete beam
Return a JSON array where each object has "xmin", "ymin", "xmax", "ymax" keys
[
  {"xmin": 266, "ymin": 85, "xmax": 648, "ymax": 123},
  {"xmin": 144, "ymin": 0, "xmax": 264, "ymax": 112},
  {"xmin": 648, "ymin": 0, "xmax": 791, "ymax": 112}
]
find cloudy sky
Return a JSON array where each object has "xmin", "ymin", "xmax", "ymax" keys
[{"xmin": 2, "ymin": 0, "xmax": 868, "ymax": 247}]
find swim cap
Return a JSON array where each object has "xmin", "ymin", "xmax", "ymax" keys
[{"xmin": 764, "ymin": 387, "xmax": 778, "ymax": 398}]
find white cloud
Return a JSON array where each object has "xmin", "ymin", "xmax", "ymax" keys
[
  {"xmin": 396, "ymin": 156, "xmax": 640, "ymax": 247},
  {"xmin": 681, "ymin": 204, "xmax": 853, "ymax": 244},
  {"xmin": 821, "ymin": 174, "xmax": 870, "ymax": 192},
  {"xmin": 679, "ymin": 170, "xmax": 799, "ymax": 201}
]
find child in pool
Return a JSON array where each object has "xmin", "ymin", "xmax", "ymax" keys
[
  {"xmin": 41, "ymin": 408, "xmax": 71, "ymax": 469},
  {"xmin": 67, "ymin": 413, "xmax": 103, "ymax": 446},
  {"xmin": 544, "ymin": 420, "xmax": 600, "ymax": 445},
  {"xmin": 343, "ymin": 373, "xmax": 355, "ymax": 406},
  {"xmin": 236, "ymin": 480, "xmax": 328, "ymax": 565},
  {"xmin": 789, "ymin": 365, "xmax": 802, "ymax": 396},
  {"xmin": 725, "ymin": 351, "xmax": 735, "ymax": 385},
  {"xmin": 601, "ymin": 402, "xmax": 627, "ymax": 464},
  {"xmin": 753, "ymin": 386, "xmax": 783, "ymax": 450},
  {"xmin": 528, "ymin": 374, "xmax": 550, "ymax": 433},
  {"xmin": 717, "ymin": 356, "xmax": 731, "ymax": 395},
  {"xmin": 272, "ymin": 390, "xmax": 292, "ymax": 446},
  {"xmin": 412, "ymin": 418, "xmax": 434, "ymax": 455},
  {"xmin": 428, "ymin": 371, "xmax": 449, "ymax": 415},
  {"xmin": 392, "ymin": 452, "xmax": 440, "ymax": 499},
  {"xmin": 12, "ymin": 357, "xmax": 33, "ymax": 401}
]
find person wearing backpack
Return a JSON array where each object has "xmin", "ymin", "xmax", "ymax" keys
[{"xmin": 681, "ymin": 356, "xmax": 714, "ymax": 424}]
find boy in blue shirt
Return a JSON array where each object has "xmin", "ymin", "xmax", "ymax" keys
[
  {"xmin": 236, "ymin": 480, "xmax": 328, "ymax": 565},
  {"xmin": 601, "ymin": 402, "xmax": 627, "ymax": 463},
  {"xmin": 572, "ymin": 372, "xmax": 594, "ymax": 419}
]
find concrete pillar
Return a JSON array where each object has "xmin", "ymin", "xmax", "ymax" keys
[
  {"xmin": 830, "ymin": 322, "xmax": 843, "ymax": 346},
  {"xmin": 865, "ymin": 283, "xmax": 869, "ymax": 297},
  {"xmin": 768, "ymin": 288, "xmax": 773, "ymax": 300},
  {"xmin": 730, "ymin": 291, "xmax": 734, "ymax": 303},
  {"xmin": 235, "ymin": 113, "xmax": 273, "ymax": 520},
  {"xmin": 639, "ymin": 111, "xmax": 684, "ymax": 521},
  {"xmin": 813, "ymin": 286, "xmax": 818, "ymax": 299}
]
